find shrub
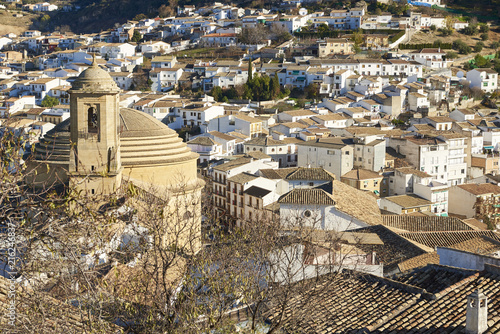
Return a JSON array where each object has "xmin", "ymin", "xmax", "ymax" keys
[
  {"xmin": 453, "ymin": 39, "xmax": 471, "ymax": 54},
  {"xmin": 479, "ymin": 24, "xmax": 489, "ymax": 33},
  {"xmin": 462, "ymin": 25, "xmax": 478, "ymax": 35},
  {"xmin": 475, "ymin": 41, "xmax": 484, "ymax": 52},
  {"xmin": 445, "ymin": 51, "xmax": 458, "ymax": 59}
]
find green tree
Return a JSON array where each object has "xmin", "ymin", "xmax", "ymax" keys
[
  {"xmin": 41, "ymin": 95, "xmax": 59, "ymax": 108},
  {"xmin": 251, "ymin": 76, "xmax": 262, "ymax": 101},
  {"xmin": 480, "ymin": 33, "xmax": 488, "ymax": 41},
  {"xmin": 131, "ymin": 30, "xmax": 142, "ymax": 43},
  {"xmin": 474, "ymin": 54, "xmax": 488, "ymax": 67},
  {"xmin": 305, "ymin": 83, "xmax": 319, "ymax": 99},
  {"xmin": 248, "ymin": 58, "xmax": 253, "ymax": 82},
  {"xmin": 453, "ymin": 39, "xmax": 471, "ymax": 54},
  {"xmin": 351, "ymin": 29, "xmax": 364, "ymax": 46},
  {"xmin": 210, "ymin": 86, "xmax": 223, "ymax": 102},
  {"xmin": 494, "ymin": 59, "xmax": 500, "ymax": 73},
  {"xmin": 479, "ymin": 24, "xmax": 489, "ymax": 33},
  {"xmin": 133, "ymin": 13, "xmax": 147, "ymax": 21},
  {"xmin": 317, "ymin": 23, "xmax": 329, "ymax": 34},
  {"xmin": 475, "ymin": 41, "xmax": 484, "ymax": 53},
  {"xmin": 243, "ymin": 84, "xmax": 253, "ymax": 100},
  {"xmin": 462, "ymin": 25, "xmax": 478, "ymax": 35},
  {"xmin": 270, "ymin": 74, "xmax": 281, "ymax": 100},
  {"xmin": 446, "ymin": 51, "xmax": 458, "ymax": 59}
]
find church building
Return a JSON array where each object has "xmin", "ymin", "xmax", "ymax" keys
[{"xmin": 28, "ymin": 59, "xmax": 204, "ymax": 251}]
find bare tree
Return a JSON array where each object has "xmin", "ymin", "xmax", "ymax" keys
[
  {"xmin": 0, "ymin": 127, "xmax": 373, "ymax": 333},
  {"xmin": 238, "ymin": 25, "xmax": 269, "ymax": 45}
]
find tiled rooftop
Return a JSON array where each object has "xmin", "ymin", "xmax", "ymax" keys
[
  {"xmin": 355, "ymin": 225, "xmax": 427, "ymax": 274},
  {"xmin": 266, "ymin": 272, "xmax": 419, "ymax": 333},
  {"xmin": 382, "ymin": 216, "xmax": 473, "ymax": 232},
  {"xmin": 397, "ymin": 235, "xmax": 500, "ymax": 273},
  {"xmin": 398, "ymin": 231, "xmax": 500, "ymax": 248},
  {"xmin": 260, "ymin": 167, "xmax": 335, "ymax": 181},
  {"xmin": 268, "ymin": 264, "xmax": 500, "ymax": 333},
  {"xmin": 391, "ymin": 264, "xmax": 477, "ymax": 294}
]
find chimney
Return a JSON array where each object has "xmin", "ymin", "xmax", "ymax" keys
[{"xmin": 466, "ymin": 289, "xmax": 488, "ymax": 334}]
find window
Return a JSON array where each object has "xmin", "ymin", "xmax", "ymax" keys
[{"xmin": 303, "ymin": 210, "xmax": 312, "ymax": 218}]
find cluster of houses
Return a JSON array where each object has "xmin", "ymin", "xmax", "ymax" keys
[{"xmin": 2, "ymin": 2, "xmax": 500, "ymax": 332}]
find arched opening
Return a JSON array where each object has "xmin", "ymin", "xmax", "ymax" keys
[{"xmin": 88, "ymin": 107, "xmax": 98, "ymax": 133}]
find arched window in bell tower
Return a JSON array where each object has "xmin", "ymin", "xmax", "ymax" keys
[{"xmin": 88, "ymin": 107, "xmax": 99, "ymax": 133}]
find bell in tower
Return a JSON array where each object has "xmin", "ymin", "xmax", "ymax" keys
[{"xmin": 68, "ymin": 55, "xmax": 123, "ymax": 195}]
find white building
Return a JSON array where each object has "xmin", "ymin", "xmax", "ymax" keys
[
  {"xmin": 466, "ymin": 68, "xmax": 498, "ymax": 93},
  {"xmin": 297, "ymin": 137, "xmax": 354, "ymax": 178},
  {"xmin": 408, "ymin": 48, "xmax": 452, "ymax": 69},
  {"xmin": 278, "ymin": 180, "xmax": 382, "ymax": 231}
]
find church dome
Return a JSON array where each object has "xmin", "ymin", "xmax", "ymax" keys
[
  {"xmin": 35, "ymin": 108, "xmax": 198, "ymax": 167},
  {"xmin": 70, "ymin": 60, "xmax": 120, "ymax": 93},
  {"xmin": 118, "ymin": 108, "xmax": 198, "ymax": 167}
]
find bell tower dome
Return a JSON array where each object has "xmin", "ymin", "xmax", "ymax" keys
[{"xmin": 68, "ymin": 57, "xmax": 123, "ymax": 195}]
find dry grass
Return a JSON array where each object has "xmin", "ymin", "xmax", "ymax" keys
[
  {"xmin": 409, "ymin": 27, "xmax": 500, "ymax": 66},
  {"xmin": 410, "ymin": 27, "xmax": 500, "ymax": 49},
  {"xmin": 0, "ymin": 10, "xmax": 39, "ymax": 36}
]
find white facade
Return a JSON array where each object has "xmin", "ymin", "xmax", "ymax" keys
[
  {"xmin": 279, "ymin": 203, "xmax": 370, "ymax": 232},
  {"xmin": 297, "ymin": 140, "xmax": 354, "ymax": 178},
  {"xmin": 467, "ymin": 69, "xmax": 498, "ymax": 93}
]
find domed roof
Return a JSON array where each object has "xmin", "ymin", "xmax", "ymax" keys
[
  {"xmin": 71, "ymin": 58, "xmax": 120, "ymax": 92},
  {"xmin": 119, "ymin": 108, "xmax": 177, "ymax": 138},
  {"xmin": 34, "ymin": 108, "xmax": 198, "ymax": 166}
]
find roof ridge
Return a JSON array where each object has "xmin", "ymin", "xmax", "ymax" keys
[
  {"xmin": 383, "ymin": 225, "xmax": 434, "ymax": 252},
  {"xmin": 434, "ymin": 271, "xmax": 481, "ymax": 300},
  {"xmin": 363, "ymin": 272, "xmax": 429, "ymax": 296}
]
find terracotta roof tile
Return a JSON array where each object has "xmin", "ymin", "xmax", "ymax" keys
[
  {"xmin": 268, "ymin": 264, "xmax": 500, "ymax": 333},
  {"xmin": 381, "ymin": 216, "xmax": 473, "ymax": 232},
  {"xmin": 398, "ymin": 230, "xmax": 500, "ymax": 248},
  {"xmin": 341, "ymin": 168, "xmax": 382, "ymax": 180},
  {"xmin": 260, "ymin": 167, "xmax": 335, "ymax": 181},
  {"xmin": 457, "ymin": 183, "xmax": 500, "ymax": 196},
  {"xmin": 383, "ymin": 194, "xmax": 432, "ymax": 209},
  {"xmin": 355, "ymin": 225, "xmax": 428, "ymax": 274},
  {"xmin": 279, "ymin": 181, "xmax": 382, "ymax": 226},
  {"xmin": 392, "ymin": 264, "xmax": 477, "ymax": 294}
]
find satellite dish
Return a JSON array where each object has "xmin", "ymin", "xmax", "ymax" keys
[{"xmin": 456, "ymin": 71, "xmax": 464, "ymax": 78}]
